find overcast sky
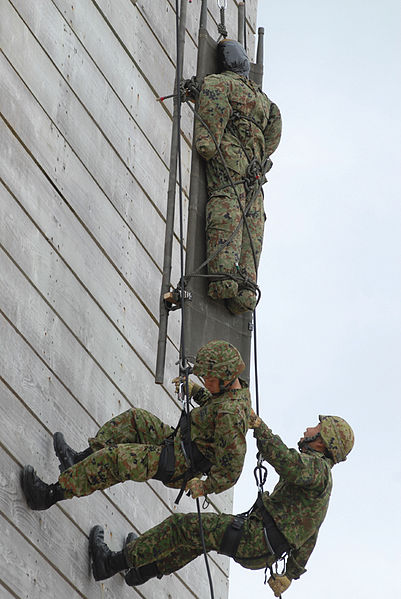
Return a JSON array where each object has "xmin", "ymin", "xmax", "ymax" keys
[{"xmin": 229, "ymin": 1, "xmax": 401, "ymax": 597}]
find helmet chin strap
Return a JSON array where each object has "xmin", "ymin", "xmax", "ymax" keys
[
  {"xmin": 298, "ymin": 432, "xmax": 321, "ymax": 452},
  {"xmin": 218, "ymin": 377, "xmax": 237, "ymax": 394}
]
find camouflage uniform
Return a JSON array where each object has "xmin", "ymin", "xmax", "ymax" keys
[
  {"xmin": 124, "ymin": 420, "xmax": 333, "ymax": 582},
  {"xmin": 58, "ymin": 385, "xmax": 251, "ymax": 499},
  {"xmin": 195, "ymin": 71, "xmax": 282, "ymax": 314}
]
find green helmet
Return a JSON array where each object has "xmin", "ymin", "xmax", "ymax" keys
[
  {"xmin": 319, "ymin": 415, "xmax": 355, "ymax": 463},
  {"xmin": 192, "ymin": 340, "xmax": 245, "ymax": 382}
]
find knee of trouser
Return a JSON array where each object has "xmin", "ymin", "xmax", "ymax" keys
[
  {"xmin": 226, "ymin": 288, "xmax": 257, "ymax": 314},
  {"xmin": 208, "ymin": 279, "xmax": 238, "ymax": 300}
]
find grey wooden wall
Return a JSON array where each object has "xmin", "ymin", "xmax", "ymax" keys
[{"xmin": 0, "ymin": 1, "xmax": 258, "ymax": 598}]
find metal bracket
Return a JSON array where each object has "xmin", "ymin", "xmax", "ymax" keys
[{"xmin": 163, "ymin": 288, "xmax": 193, "ymax": 311}]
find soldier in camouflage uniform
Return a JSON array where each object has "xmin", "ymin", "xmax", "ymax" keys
[
  {"xmin": 21, "ymin": 340, "xmax": 252, "ymax": 509},
  {"xmin": 194, "ymin": 39, "xmax": 282, "ymax": 314},
  {"xmin": 88, "ymin": 413, "xmax": 354, "ymax": 596}
]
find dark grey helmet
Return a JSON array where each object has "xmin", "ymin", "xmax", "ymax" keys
[{"xmin": 217, "ymin": 39, "xmax": 250, "ymax": 78}]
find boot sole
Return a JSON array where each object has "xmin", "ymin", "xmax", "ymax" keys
[
  {"xmin": 53, "ymin": 432, "xmax": 73, "ymax": 473},
  {"xmin": 21, "ymin": 465, "xmax": 37, "ymax": 510},
  {"xmin": 89, "ymin": 525, "xmax": 108, "ymax": 581}
]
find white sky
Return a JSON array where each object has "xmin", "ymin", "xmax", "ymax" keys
[{"xmin": 230, "ymin": 1, "xmax": 401, "ymax": 597}]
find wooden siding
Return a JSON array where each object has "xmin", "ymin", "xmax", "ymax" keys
[{"xmin": 0, "ymin": 1, "xmax": 258, "ymax": 597}]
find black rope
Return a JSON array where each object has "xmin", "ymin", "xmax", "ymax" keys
[{"xmin": 174, "ymin": 2, "xmax": 214, "ymax": 598}]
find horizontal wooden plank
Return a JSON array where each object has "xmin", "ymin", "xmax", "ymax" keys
[
  {"xmin": 10, "ymin": 0, "xmax": 192, "ymax": 194},
  {"xmin": 1, "ymin": 0, "xmax": 187, "ymax": 279},
  {"xmin": 53, "ymin": 0, "xmax": 195, "ymax": 148},
  {"xmin": 0, "ymin": 50, "xmax": 183, "ymax": 340},
  {"xmin": 0, "ymin": 513, "xmax": 85, "ymax": 599},
  {"xmin": 92, "ymin": 0, "xmax": 195, "ymax": 142},
  {"xmin": 0, "ymin": 117, "xmax": 178, "ymax": 379}
]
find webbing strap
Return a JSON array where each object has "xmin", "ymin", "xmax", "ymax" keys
[{"xmin": 220, "ymin": 515, "xmax": 246, "ymax": 558}]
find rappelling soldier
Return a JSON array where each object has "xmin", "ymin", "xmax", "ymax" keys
[
  {"xmin": 87, "ymin": 413, "xmax": 354, "ymax": 596},
  {"xmin": 194, "ymin": 39, "xmax": 282, "ymax": 314},
  {"xmin": 21, "ymin": 340, "xmax": 252, "ymax": 509}
]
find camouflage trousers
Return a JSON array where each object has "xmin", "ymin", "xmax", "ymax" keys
[
  {"xmin": 125, "ymin": 510, "xmax": 275, "ymax": 574},
  {"xmin": 206, "ymin": 165, "xmax": 265, "ymax": 314},
  {"xmin": 58, "ymin": 408, "xmax": 186, "ymax": 498}
]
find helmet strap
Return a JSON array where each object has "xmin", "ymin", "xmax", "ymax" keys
[
  {"xmin": 219, "ymin": 376, "xmax": 237, "ymax": 393},
  {"xmin": 298, "ymin": 432, "xmax": 321, "ymax": 452}
]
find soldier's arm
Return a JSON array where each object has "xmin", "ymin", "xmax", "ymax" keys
[
  {"xmin": 285, "ymin": 531, "xmax": 319, "ymax": 580},
  {"xmin": 194, "ymin": 75, "xmax": 231, "ymax": 161},
  {"xmin": 253, "ymin": 421, "xmax": 328, "ymax": 487},
  {"xmin": 264, "ymin": 101, "xmax": 282, "ymax": 157},
  {"xmin": 202, "ymin": 404, "xmax": 249, "ymax": 495}
]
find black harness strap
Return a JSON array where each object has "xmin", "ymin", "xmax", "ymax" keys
[
  {"xmin": 254, "ymin": 496, "xmax": 291, "ymax": 558},
  {"xmin": 152, "ymin": 412, "xmax": 212, "ymax": 490},
  {"xmin": 152, "ymin": 438, "xmax": 175, "ymax": 483},
  {"xmin": 220, "ymin": 515, "xmax": 246, "ymax": 558}
]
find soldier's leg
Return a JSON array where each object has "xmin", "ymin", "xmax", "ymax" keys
[
  {"xmin": 206, "ymin": 189, "xmax": 245, "ymax": 302},
  {"xmin": 59, "ymin": 443, "xmax": 162, "ymax": 498},
  {"xmin": 90, "ymin": 513, "xmax": 271, "ymax": 585},
  {"xmin": 226, "ymin": 190, "xmax": 265, "ymax": 315},
  {"xmin": 21, "ymin": 443, "xmax": 164, "ymax": 510},
  {"xmin": 125, "ymin": 512, "xmax": 233, "ymax": 576},
  {"xmin": 234, "ymin": 512, "xmax": 275, "ymax": 570},
  {"xmin": 54, "ymin": 408, "xmax": 173, "ymax": 472},
  {"xmin": 89, "ymin": 408, "xmax": 173, "ymax": 450}
]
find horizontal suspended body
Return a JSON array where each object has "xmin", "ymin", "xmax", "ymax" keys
[{"xmin": 58, "ymin": 387, "xmax": 251, "ymax": 498}]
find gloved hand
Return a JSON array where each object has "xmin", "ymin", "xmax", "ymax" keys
[
  {"xmin": 172, "ymin": 377, "xmax": 199, "ymax": 397},
  {"xmin": 248, "ymin": 408, "xmax": 262, "ymax": 429},
  {"xmin": 268, "ymin": 574, "xmax": 291, "ymax": 597},
  {"xmin": 185, "ymin": 477, "xmax": 205, "ymax": 499}
]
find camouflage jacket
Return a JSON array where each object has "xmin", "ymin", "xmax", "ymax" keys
[
  {"xmin": 172, "ymin": 383, "xmax": 251, "ymax": 495},
  {"xmin": 254, "ymin": 422, "xmax": 333, "ymax": 580},
  {"xmin": 194, "ymin": 71, "xmax": 282, "ymax": 180}
]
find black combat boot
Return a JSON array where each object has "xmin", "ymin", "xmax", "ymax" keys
[
  {"xmin": 125, "ymin": 562, "xmax": 162, "ymax": 587},
  {"xmin": 53, "ymin": 432, "xmax": 93, "ymax": 472},
  {"xmin": 89, "ymin": 525, "xmax": 129, "ymax": 581},
  {"xmin": 21, "ymin": 465, "xmax": 65, "ymax": 510}
]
